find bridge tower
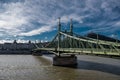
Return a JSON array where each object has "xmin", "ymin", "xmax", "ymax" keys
[
  {"xmin": 53, "ymin": 18, "xmax": 77, "ymax": 67},
  {"xmin": 58, "ymin": 17, "xmax": 61, "ymax": 55},
  {"xmin": 69, "ymin": 19, "xmax": 73, "ymax": 48}
]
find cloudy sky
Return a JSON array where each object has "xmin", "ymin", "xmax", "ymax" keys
[{"xmin": 0, "ymin": 0, "xmax": 120, "ymax": 43}]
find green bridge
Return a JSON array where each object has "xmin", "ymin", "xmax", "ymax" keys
[{"xmin": 34, "ymin": 18, "xmax": 120, "ymax": 66}]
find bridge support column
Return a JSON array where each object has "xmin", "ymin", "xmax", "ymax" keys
[
  {"xmin": 53, "ymin": 55, "xmax": 77, "ymax": 67},
  {"xmin": 32, "ymin": 50, "xmax": 42, "ymax": 56}
]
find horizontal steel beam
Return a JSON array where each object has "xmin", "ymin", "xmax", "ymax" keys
[{"xmin": 35, "ymin": 48, "xmax": 120, "ymax": 56}]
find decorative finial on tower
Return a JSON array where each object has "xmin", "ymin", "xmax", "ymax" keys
[
  {"xmin": 58, "ymin": 17, "xmax": 61, "ymax": 32},
  {"xmin": 58, "ymin": 17, "xmax": 61, "ymax": 27},
  {"xmin": 70, "ymin": 18, "xmax": 73, "ymax": 35}
]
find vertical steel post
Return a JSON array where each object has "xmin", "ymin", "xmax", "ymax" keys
[
  {"xmin": 70, "ymin": 19, "xmax": 73, "ymax": 48},
  {"xmin": 115, "ymin": 33, "xmax": 118, "ymax": 46},
  {"xmin": 70, "ymin": 19, "xmax": 73, "ymax": 35},
  {"xmin": 97, "ymin": 33, "xmax": 99, "ymax": 51},
  {"xmin": 58, "ymin": 17, "xmax": 61, "ymax": 55}
]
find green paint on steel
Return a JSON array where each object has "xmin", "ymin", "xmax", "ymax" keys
[
  {"xmin": 58, "ymin": 17, "xmax": 61, "ymax": 55},
  {"xmin": 33, "ymin": 19, "xmax": 120, "ymax": 56}
]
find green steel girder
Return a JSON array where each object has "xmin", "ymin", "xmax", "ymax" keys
[
  {"xmin": 59, "ymin": 31, "xmax": 120, "ymax": 47},
  {"xmin": 35, "ymin": 18, "xmax": 120, "ymax": 56}
]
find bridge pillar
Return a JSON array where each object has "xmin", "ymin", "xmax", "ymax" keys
[{"xmin": 53, "ymin": 55, "xmax": 77, "ymax": 67}]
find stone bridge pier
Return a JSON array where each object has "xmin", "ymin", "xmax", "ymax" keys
[{"xmin": 53, "ymin": 54, "xmax": 77, "ymax": 67}]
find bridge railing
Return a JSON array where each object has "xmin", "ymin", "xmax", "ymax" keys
[{"xmin": 36, "ymin": 48, "xmax": 120, "ymax": 56}]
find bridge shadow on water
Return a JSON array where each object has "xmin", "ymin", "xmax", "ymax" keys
[
  {"xmin": 33, "ymin": 54, "xmax": 120, "ymax": 76},
  {"xmin": 77, "ymin": 59, "xmax": 120, "ymax": 76}
]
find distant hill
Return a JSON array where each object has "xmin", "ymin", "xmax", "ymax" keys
[{"xmin": 86, "ymin": 32, "xmax": 120, "ymax": 42}]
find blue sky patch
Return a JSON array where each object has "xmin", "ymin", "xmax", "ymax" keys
[{"xmin": 0, "ymin": 0, "xmax": 120, "ymax": 43}]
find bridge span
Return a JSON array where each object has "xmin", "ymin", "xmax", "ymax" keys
[{"xmin": 33, "ymin": 18, "xmax": 120, "ymax": 66}]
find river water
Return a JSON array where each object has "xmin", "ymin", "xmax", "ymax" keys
[{"xmin": 0, "ymin": 55, "xmax": 120, "ymax": 80}]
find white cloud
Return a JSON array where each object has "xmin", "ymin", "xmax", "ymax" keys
[
  {"xmin": 0, "ymin": 2, "xmax": 28, "ymax": 37},
  {"xmin": 114, "ymin": 21, "xmax": 120, "ymax": 27},
  {"xmin": 60, "ymin": 14, "xmax": 84, "ymax": 24},
  {"xmin": 0, "ymin": 0, "xmax": 119, "ymax": 40},
  {"xmin": 0, "ymin": 40, "xmax": 13, "ymax": 44},
  {"xmin": 19, "ymin": 26, "xmax": 53, "ymax": 36},
  {"xmin": 0, "ymin": 39, "xmax": 31, "ymax": 44}
]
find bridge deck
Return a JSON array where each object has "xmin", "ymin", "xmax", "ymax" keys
[{"xmin": 35, "ymin": 48, "xmax": 120, "ymax": 56}]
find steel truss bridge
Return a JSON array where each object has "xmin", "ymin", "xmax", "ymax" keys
[{"xmin": 35, "ymin": 18, "xmax": 120, "ymax": 56}]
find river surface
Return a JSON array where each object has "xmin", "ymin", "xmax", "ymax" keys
[{"xmin": 0, "ymin": 54, "xmax": 120, "ymax": 80}]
